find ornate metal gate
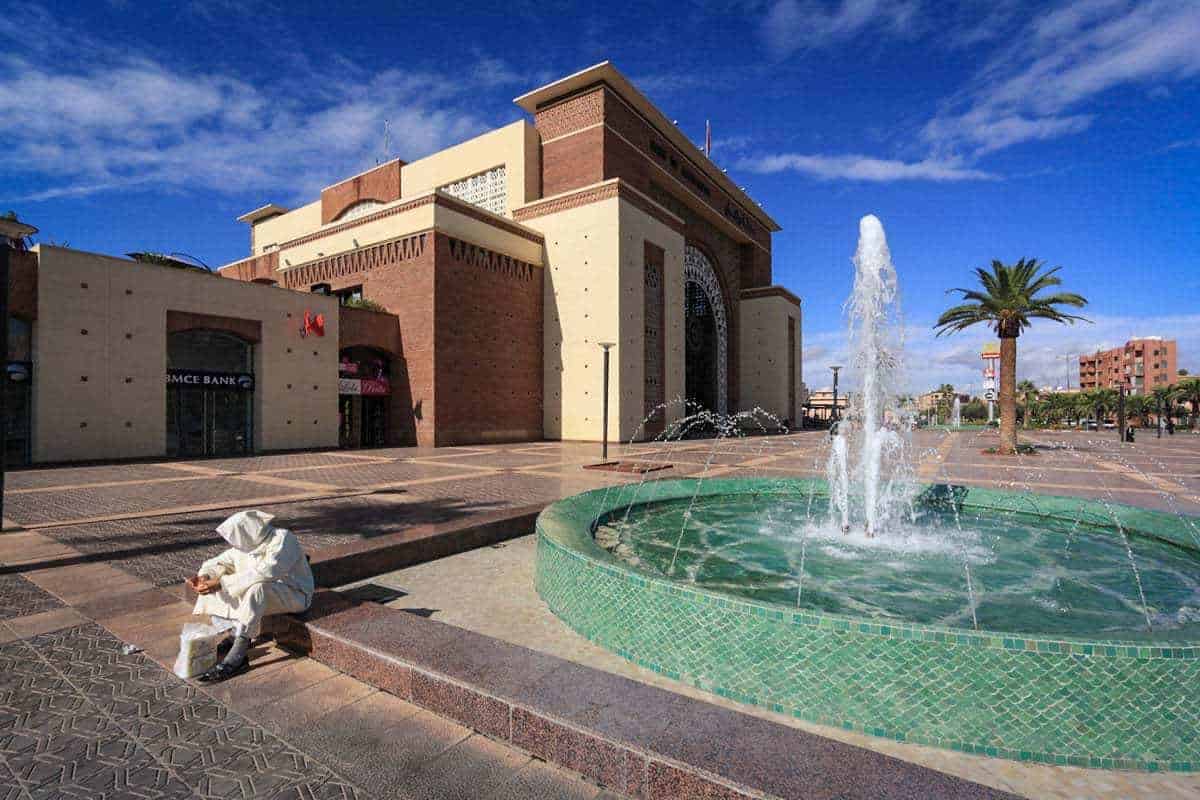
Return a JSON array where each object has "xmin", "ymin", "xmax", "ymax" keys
[{"xmin": 683, "ymin": 245, "xmax": 728, "ymax": 415}]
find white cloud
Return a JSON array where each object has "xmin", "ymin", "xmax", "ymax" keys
[
  {"xmin": 925, "ymin": 0, "xmax": 1200, "ymax": 156},
  {"xmin": 761, "ymin": 0, "xmax": 921, "ymax": 57},
  {"xmin": 737, "ymin": 152, "xmax": 995, "ymax": 182},
  {"xmin": 0, "ymin": 9, "xmax": 532, "ymax": 203}
]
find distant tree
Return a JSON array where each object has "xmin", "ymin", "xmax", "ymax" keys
[
  {"xmin": 1176, "ymin": 378, "xmax": 1200, "ymax": 431},
  {"xmin": 1179, "ymin": 369, "xmax": 1188, "ymax": 376},
  {"xmin": 961, "ymin": 399, "xmax": 988, "ymax": 421},
  {"xmin": 1017, "ymin": 380, "xmax": 1038, "ymax": 428},
  {"xmin": 935, "ymin": 259, "xmax": 1088, "ymax": 453}
]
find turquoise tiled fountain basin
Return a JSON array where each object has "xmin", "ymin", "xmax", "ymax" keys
[{"xmin": 534, "ymin": 478, "xmax": 1200, "ymax": 771}]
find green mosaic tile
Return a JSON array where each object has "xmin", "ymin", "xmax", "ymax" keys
[{"xmin": 535, "ymin": 478, "xmax": 1200, "ymax": 772}]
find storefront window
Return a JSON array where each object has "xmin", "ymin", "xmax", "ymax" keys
[
  {"xmin": 338, "ymin": 347, "xmax": 390, "ymax": 448},
  {"xmin": 166, "ymin": 330, "xmax": 254, "ymax": 458}
]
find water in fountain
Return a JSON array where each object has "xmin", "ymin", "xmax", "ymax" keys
[
  {"xmin": 828, "ymin": 215, "xmax": 912, "ymax": 537},
  {"xmin": 951, "ymin": 396, "xmax": 962, "ymax": 428}
]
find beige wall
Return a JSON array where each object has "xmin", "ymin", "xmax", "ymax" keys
[
  {"xmin": 251, "ymin": 200, "xmax": 321, "ymax": 255},
  {"xmin": 535, "ymin": 192, "xmax": 685, "ymax": 442},
  {"xmin": 278, "ymin": 201, "xmax": 436, "ymax": 268},
  {"xmin": 617, "ymin": 198, "xmax": 685, "ymax": 440},
  {"xmin": 537, "ymin": 197, "xmax": 621, "ymax": 441},
  {"xmin": 32, "ymin": 246, "xmax": 339, "ymax": 464},
  {"xmin": 738, "ymin": 292, "xmax": 801, "ymax": 425},
  {"xmin": 237, "ymin": 121, "xmax": 541, "ymax": 265},
  {"xmin": 402, "ymin": 120, "xmax": 540, "ymax": 214}
]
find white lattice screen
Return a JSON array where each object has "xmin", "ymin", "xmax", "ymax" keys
[{"xmin": 440, "ymin": 165, "xmax": 507, "ymax": 215}]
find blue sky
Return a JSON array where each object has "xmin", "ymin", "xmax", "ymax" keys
[{"xmin": 2, "ymin": 0, "xmax": 1198, "ymax": 394}]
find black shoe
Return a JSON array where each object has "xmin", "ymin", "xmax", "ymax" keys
[
  {"xmin": 196, "ymin": 657, "xmax": 250, "ymax": 683},
  {"xmin": 215, "ymin": 637, "xmax": 234, "ymax": 660}
]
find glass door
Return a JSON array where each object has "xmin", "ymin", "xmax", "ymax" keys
[{"xmin": 209, "ymin": 390, "xmax": 251, "ymax": 456}]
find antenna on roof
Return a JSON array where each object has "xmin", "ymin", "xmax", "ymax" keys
[
  {"xmin": 378, "ymin": 119, "xmax": 391, "ymax": 165},
  {"xmin": 705, "ymin": 119, "xmax": 711, "ymax": 157}
]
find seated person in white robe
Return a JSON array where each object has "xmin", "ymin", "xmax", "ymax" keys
[{"xmin": 186, "ymin": 510, "xmax": 314, "ymax": 682}]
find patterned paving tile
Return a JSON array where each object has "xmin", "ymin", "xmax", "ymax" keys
[
  {"xmin": 0, "ymin": 624, "xmax": 365, "ymax": 800},
  {"xmin": 4, "ymin": 478, "xmax": 312, "ymax": 527},
  {"xmin": 0, "ymin": 574, "xmax": 65, "ymax": 621}
]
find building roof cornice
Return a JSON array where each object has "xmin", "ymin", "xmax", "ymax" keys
[{"xmin": 514, "ymin": 61, "xmax": 781, "ymax": 234}]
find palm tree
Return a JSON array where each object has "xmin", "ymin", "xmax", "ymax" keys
[
  {"xmin": 1088, "ymin": 388, "xmax": 1118, "ymax": 428},
  {"xmin": 1125, "ymin": 394, "xmax": 1150, "ymax": 428},
  {"xmin": 1151, "ymin": 385, "xmax": 1173, "ymax": 429},
  {"xmin": 1017, "ymin": 379, "xmax": 1038, "ymax": 429},
  {"xmin": 935, "ymin": 259, "xmax": 1088, "ymax": 454},
  {"xmin": 1176, "ymin": 378, "xmax": 1200, "ymax": 431}
]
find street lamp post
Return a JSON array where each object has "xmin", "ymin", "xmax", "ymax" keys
[
  {"xmin": 1118, "ymin": 383, "xmax": 1127, "ymax": 443},
  {"xmin": 829, "ymin": 365, "xmax": 842, "ymax": 426},
  {"xmin": 598, "ymin": 342, "xmax": 616, "ymax": 461}
]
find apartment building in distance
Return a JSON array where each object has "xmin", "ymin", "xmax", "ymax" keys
[{"xmin": 1078, "ymin": 337, "xmax": 1178, "ymax": 394}]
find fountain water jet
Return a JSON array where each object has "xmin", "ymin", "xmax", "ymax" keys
[
  {"xmin": 828, "ymin": 215, "xmax": 912, "ymax": 537},
  {"xmin": 951, "ymin": 396, "xmax": 962, "ymax": 428}
]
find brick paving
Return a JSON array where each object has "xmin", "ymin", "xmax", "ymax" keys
[{"xmin": 0, "ymin": 430, "xmax": 1197, "ymax": 799}]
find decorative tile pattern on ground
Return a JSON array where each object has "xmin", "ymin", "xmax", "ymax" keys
[
  {"xmin": 0, "ymin": 623, "xmax": 363, "ymax": 799},
  {"xmin": 535, "ymin": 478, "xmax": 1200, "ymax": 772},
  {"xmin": 0, "ymin": 573, "xmax": 65, "ymax": 620}
]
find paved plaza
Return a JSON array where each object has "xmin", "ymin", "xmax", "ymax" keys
[{"xmin": 1, "ymin": 428, "xmax": 1199, "ymax": 798}]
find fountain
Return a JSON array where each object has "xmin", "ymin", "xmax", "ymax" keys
[
  {"xmin": 827, "ymin": 215, "xmax": 909, "ymax": 537},
  {"xmin": 536, "ymin": 216, "xmax": 1200, "ymax": 772},
  {"xmin": 951, "ymin": 395, "xmax": 962, "ymax": 428}
]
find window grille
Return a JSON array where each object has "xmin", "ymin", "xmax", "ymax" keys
[{"xmin": 440, "ymin": 166, "xmax": 506, "ymax": 215}]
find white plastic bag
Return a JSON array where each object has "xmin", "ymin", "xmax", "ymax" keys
[{"xmin": 173, "ymin": 623, "xmax": 225, "ymax": 679}]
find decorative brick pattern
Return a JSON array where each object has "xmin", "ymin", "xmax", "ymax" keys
[
  {"xmin": 445, "ymin": 238, "xmax": 537, "ymax": 282},
  {"xmin": 281, "ymin": 232, "xmax": 427, "ymax": 290},
  {"xmin": 533, "ymin": 87, "xmax": 604, "ymax": 141},
  {"xmin": 536, "ymin": 478, "xmax": 1200, "ymax": 772}
]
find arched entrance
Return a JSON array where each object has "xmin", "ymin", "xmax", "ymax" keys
[{"xmin": 683, "ymin": 245, "xmax": 728, "ymax": 415}]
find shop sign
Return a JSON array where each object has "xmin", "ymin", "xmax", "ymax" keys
[
  {"xmin": 167, "ymin": 369, "xmax": 255, "ymax": 391},
  {"xmin": 299, "ymin": 309, "xmax": 325, "ymax": 338},
  {"xmin": 338, "ymin": 377, "xmax": 390, "ymax": 396}
]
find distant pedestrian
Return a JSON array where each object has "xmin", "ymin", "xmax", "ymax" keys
[{"xmin": 1167, "ymin": 418, "xmax": 1175, "ymax": 435}]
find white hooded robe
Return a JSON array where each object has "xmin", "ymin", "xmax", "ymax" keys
[{"xmin": 192, "ymin": 510, "xmax": 314, "ymax": 638}]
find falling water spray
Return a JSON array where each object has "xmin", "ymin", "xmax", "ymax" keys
[{"xmin": 828, "ymin": 215, "xmax": 912, "ymax": 536}]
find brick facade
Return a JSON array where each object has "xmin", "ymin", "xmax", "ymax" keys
[
  {"xmin": 8, "ymin": 249, "xmax": 38, "ymax": 320},
  {"xmin": 320, "ymin": 160, "xmax": 404, "ymax": 224},
  {"xmin": 433, "ymin": 234, "xmax": 543, "ymax": 446}
]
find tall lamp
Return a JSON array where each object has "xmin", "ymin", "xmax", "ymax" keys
[
  {"xmin": 829, "ymin": 365, "xmax": 843, "ymax": 425},
  {"xmin": 598, "ymin": 342, "xmax": 616, "ymax": 460}
]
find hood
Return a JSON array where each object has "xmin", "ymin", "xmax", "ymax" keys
[{"xmin": 216, "ymin": 510, "xmax": 277, "ymax": 552}]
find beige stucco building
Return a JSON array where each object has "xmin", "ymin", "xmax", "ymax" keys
[
  {"xmin": 10, "ymin": 246, "xmax": 339, "ymax": 464},
  {"xmin": 221, "ymin": 62, "xmax": 803, "ymax": 447}
]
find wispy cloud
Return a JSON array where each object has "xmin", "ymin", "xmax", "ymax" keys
[
  {"xmin": 924, "ymin": 0, "xmax": 1200, "ymax": 156},
  {"xmin": 0, "ymin": 7, "xmax": 531, "ymax": 203},
  {"xmin": 761, "ymin": 0, "xmax": 922, "ymax": 58},
  {"xmin": 737, "ymin": 152, "xmax": 996, "ymax": 182}
]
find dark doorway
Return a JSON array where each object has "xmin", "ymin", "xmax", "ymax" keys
[
  {"xmin": 338, "ymin": 347, "xmax": 391, "ymax": 448},
  {"xmin": 685, "ymin": 281, "xmax": 719, "ymax": 414},
  {"xmin": 166, "ymin": 330, "xmax": 254, "ymax": 458}
]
